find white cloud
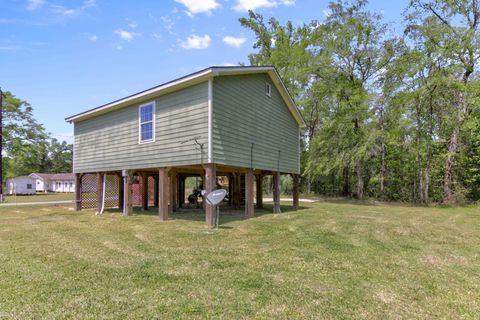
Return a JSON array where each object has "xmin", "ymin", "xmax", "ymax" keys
[
  {"xmin": 115, "ymin": 44, "xmax": 123, "ymax": 50},
  {"xmin": 174, "ymin": 0, "xmax": 219, "ymax": 16},
  {"xmin": 233, "ymin": 0, "xmax": 294, "ymax": 12},
  {"xmin": 89, "ymin": 35, "xmax": 97, "ymax": 42},
  {"xmin": 51, "ymin": 0, "xmax": 96, "ymax": 16},
  {"xmin": 26, "ymin": 0, "xmax": 45, "ymax": 11},
  {"xmin": 222, "ymin": 36, "xmax": 247, "ymax": 48},
  {"xmin": 0, "ymin": 45, "xmax": 21, "ymax": 51},
  {"xmin": 115, "ymin": 29, "xmax": 134, "ymax": 41},
  {"xmin": 51, "ymin": 132, "xmax": 74, "ymax": 144},
  {"xmin": 180, "ymin": 34, "xmax": 211, "ymax": 50},
  {"xmin": 127, "ymin": 19, "xmax": 138, "ymax": 28},
  {"xmin": 160, "ymin": 15, "xmax": 177, "ymax": 35}
]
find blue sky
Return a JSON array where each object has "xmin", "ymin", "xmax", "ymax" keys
[{"xmin": 1, "ymin": 0, "xmax": 407, "ymax": 142}]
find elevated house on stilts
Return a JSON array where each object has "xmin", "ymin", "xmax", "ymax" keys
[{"xmin": 66, "ymin": 66, "xmax": 305, "ymax": 226}]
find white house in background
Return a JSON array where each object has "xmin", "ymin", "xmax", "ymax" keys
[
  {"xmin": 29, "ymin": 173, "xmax": 53, "ymax": 192},
  {"xmin": 29, "ymin": 173, "xmax": 75, "ymax": 193},
  {"xmin": 6, "ymin": 176, "xmax": 36, "ymax": 195},
  {"xmin": 50, "ymin": 173, "xmax": 75, "ymax": 193}
]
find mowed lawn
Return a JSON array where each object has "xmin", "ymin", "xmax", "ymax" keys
[
  {"xmin": 0, "ymin": 201, "xmax": 479, "ymax": 319},
  {"xmin": 3, "ymin": 193, "xmax": 73, "ymax": 204}
]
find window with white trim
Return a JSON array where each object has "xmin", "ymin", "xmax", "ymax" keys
[
  {"xmin": 265, "ymin": 82, "xmax": 272, "ymax": 97},
  {"xmin": 139, "ymin": 102, "xmax": 155, "ymax": 143}
]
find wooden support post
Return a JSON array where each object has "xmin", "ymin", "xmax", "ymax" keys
[
  {"xmin": 153, "ymin": 175, "xmax": 159, "ymax": 207},
  {"xmin": 96, "ymin": 173, "xmax": 104, "ymax": 213},
  {"xmin": 273, "ymin": 171, "xmax": 281, "ymax": 213},
  {"xmin": 158, "ymin": 168, "xmax": 169, "ymax": 221},
  {"xmin": 292, "ymin": 174, "xmax": 299, "ymax": 211},
  {"xmin": 234, "ymin": 173, "xmax": 241, "ymax": 209},
  {"xmin": 245, "ymin": 168, "xmax": 254, "ymax": 218},
  {"xmin": 177, "ymin": 175, "xmax": 183, "ymax": 208},
  {"xmin": 173, "ymin": 174, "xmax": 178, "ymax": 211},
  {"xmin": 74, "ymin": 173, "xmax": 82, "ymax": 211},
  {"xmin": 228, "ymin": 174, "xmax": 233, "ymax": 207},
  {"xmin": 123, "ymin": 171, "xmax": 133, "ymax": 216},
  {"xmin": 168, "ymin": 171, "xmax": 176, "ymax": 214},
  {"xmin": 118, "ymin": 174, "xmax": 124, "ymax": 209},
  {"xmin": 180, "ymin": 177, "xmax": 186, "ymax": 208},
  {"xmin": 204, "ymin": 164, "xmax": 216, "ymax": 227},
  {"xmin": 256, "ymin": 173, "xmax": 263, "ymax": 209},
  {"xmin": 142, "ymin": 173, "xmax": 149, "ymax": 211}
]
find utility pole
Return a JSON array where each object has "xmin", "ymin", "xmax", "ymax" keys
[{"xmin": 0, "ymin": 87, "xmax": 4, "ymax": 202}]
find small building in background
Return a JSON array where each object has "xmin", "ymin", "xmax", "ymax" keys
[
  {"xmin": 29, "ymin": 173, "xmax": 54, "ymax": 192},
  {"xmin": 50, "ymin": 173, "xmax": 75, "ymax": 192},
  {"xmin": 6, "ymin": 176, "xmax": 36, "ymax": 195},
  {"xmin": 29, "ymin": 173, "xmax": 75, "ymax": 193}
]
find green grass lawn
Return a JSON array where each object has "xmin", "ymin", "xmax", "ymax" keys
[
  {"xmin": 3, "ymin": 193, "xmax": 73, "ymax": 204},
  {"xmin": 0, "ymin": 201, "xmax": 479, "ymax": 319}
]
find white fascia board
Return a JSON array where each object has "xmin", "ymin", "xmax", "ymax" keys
[
  {"xmin": 207, "ymin": 79, "xmax": 213, "ymax": 163},
  {"xmin": 66, "ymin": 66, "xmax": 306, "ymax": 128}
]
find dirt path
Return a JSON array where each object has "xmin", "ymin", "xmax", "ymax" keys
[
  {"xmin": 0, "ymin": 200, "xmax": 74, "ymax": 207},
  {"xmin": 263, "ymin": 198, "xmax": 318, "ymax": 203}
]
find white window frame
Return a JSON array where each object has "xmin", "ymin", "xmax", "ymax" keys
[
  {"xmin": 265, "ymin": 82, "xmax": 272, "ymax": 97},
  {"xmin": 138, "ymin": 101, "xmax": 156, "ymax": 144}
]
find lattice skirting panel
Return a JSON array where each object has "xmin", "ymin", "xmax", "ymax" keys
[{"xmin": 80, "ymin": 174, "xmax": 155, "ymax": 210}]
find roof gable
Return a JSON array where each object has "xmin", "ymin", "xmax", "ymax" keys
[
  {"xmin": 51, "ymin": 173, "xmax": 74, "ymax": 180},
  {"xmin": 29, "ymin": 173, "xmax": 55, "ymax": 181},
  {"xmin": 29, "ymin": 173, "xmax": 73, "ymax": 181},
  {"xmin": 65, "ymin": 66, "xmax": 305, "ymax": 128}
]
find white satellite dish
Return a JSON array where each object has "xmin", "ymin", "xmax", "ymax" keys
[
  {"xmin": 206, "ymin": 189, "xmax": 227, "ymax": 206},
  {"xmin": 205, "ymin": 189, "xmax": 228, "ymax": 229}
]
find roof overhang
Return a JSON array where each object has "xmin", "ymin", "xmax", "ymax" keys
[{"xmin": 65, "ymin": 66, "xmax": 306, "ymax": 128}]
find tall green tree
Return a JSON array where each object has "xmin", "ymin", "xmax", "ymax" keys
[
  {"xmin": 48, "ymin": 138, "xmax": 73, "ymax": 173},
  {"xmin": 238, "ymin": 0, "xmax": 480, "ymax": 203},
  {"xmin": 1, "ymin": 91, "xmax": 48, "ymax": 180},
  {"xmin": 308, "ymin": 0, "xmax": 401, "ymax": 199},
  {"xmin": 407, "ymin": 0, "xmax": 480, "ymax": 203},
  {"xmin": 1, "ymin": 91, "xmax": 72, "ymax": 179}
]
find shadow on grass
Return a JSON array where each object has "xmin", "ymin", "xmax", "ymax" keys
[
  {"xmin": 102, "ymin": 203, "xmax": 308, "ymax": 225},
  {"xmin": 313, "ymin": 197, "xmax": 449, "ymax": 208}
]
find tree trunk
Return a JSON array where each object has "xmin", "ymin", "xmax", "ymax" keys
[
  {"xmin": 417, "ymin": 137, "xmax": 425, "ymax": 204},
  {"xmin": 380, "ymin": 140, "xmax": 386, "ymax": 198},
  {"xmin": 419, "ymin": 166, "xmax": 424, "ymax": 203},
  {"xmin": 379, "ymin": 104, "xmax": 386, "ymax": 199},
  {"xmin": 356, "ymin": 160, "xmax": 364, "ymax": 200},
  {"xmin": 442, "ymin": 125, "xmax": 460, "ymax": 204},
  {"xmin": 442, "ymin": 70, "xmax": 472, "ymax": 204},
  {"xmin": 342, "ymin": 166, "xmax": 350, "ymax": 197},
  {"xmin": 424, "ymin": 166, "xmax": 430, "ymax": 204}
]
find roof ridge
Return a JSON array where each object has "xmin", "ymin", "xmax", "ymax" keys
[{"xmin": 65, "ymin": 65, "xmax": 307, "ymax": 125}]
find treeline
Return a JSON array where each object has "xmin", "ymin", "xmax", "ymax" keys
[
  {"xmin": 2, "ymin": 91, "xmax": 73, "ymax": 180},
  {"xmin": 240, "ymin": 0, "xmax": 480, "ymax": 204}
]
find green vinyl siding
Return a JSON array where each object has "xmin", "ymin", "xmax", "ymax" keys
[
  {"xmin": 212, "ymin": 74, "xmax": 300, "ymax": 174},
  {"xmin": 74, "ymin": 82, "xmax": 208, "ymax": 173}
]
